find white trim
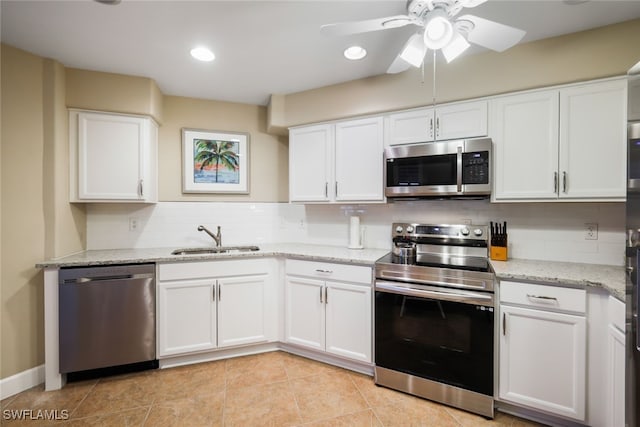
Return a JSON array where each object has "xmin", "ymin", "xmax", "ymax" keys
[{"xmin": 0, "ymin": 365, "xmax": 45, "ymax": 400}]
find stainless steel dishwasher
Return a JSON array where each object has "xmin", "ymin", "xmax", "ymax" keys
[{"xmin": 59, "ymin": 263, "xmax": 156, "ymax": 374}]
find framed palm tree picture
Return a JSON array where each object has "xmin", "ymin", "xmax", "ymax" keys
[{"xmin": 182, "ymin": 128, "xmax": 250, "ymax": 193}]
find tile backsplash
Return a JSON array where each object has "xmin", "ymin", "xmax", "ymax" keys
[{"xmin": 86, "ymin": 200, "xmax": 625, "ymax": 266}]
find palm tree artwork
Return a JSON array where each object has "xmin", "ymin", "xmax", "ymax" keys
[{"xmin": 193, "ymin": 139, "xmax": 240, "ymax": 184}]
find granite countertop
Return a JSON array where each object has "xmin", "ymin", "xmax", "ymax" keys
[
  {"xmin": 37, "ymin": 244, "xmax": 626, "ymax": 300},
  {"xmin": 35, "ymin": 243, "xmax": 390, "ymax": 269},
  {"xmin": 490, "ymin": 258, "xmax": 626, "ymax": 301}
]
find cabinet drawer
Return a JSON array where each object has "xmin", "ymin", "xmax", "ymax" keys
[
  {"xmin": 609, "ymin": 295, "xmax": 625, "ymax": 331},
  {"xmin": 159, "ymin": 259, "xmax": 270, "ymax": 281},
  {"xmin": 500, "ymin": 280, "xmax": 586, "ymax": 313},
  {"xmin": 286, "ymin": 259, "xmax": 372, "ymax": 285}
]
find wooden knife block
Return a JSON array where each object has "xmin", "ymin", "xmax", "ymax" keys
[{"xmin": 490, "ymin": 245, "xmax": 508, "ymax": 261}]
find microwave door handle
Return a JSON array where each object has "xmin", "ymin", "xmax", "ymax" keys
[{"xmin": 456, "ymin": 145, "xmax": 463, "ymax": 193}]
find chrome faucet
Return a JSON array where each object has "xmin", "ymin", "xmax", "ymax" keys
[{"xmin": 198, "ymin": 225, "xmax": 222, "ymax": 247}]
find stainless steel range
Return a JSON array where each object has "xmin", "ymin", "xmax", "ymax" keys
[{"xmin": 374, "ymin": 223, "xmax": 496, "ymax": 418}]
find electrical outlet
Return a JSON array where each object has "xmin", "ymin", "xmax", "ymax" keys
[
  {"xmin": 129, "ymin": 217, "xmax": 139, "ymax": 232},
  {"xmin": 585, "ymin": 223, "xmax": 598, "ymax": 240}
]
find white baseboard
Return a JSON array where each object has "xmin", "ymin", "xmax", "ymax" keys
[{"xmin": 0, "ymin": 365, "xmax": 45, "ymax": 400}]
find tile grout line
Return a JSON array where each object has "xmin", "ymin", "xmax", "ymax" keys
[{"xmin": 67, "ymin": 380, "xmax": 99, "ymax": 419}]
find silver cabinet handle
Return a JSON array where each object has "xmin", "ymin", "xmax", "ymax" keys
[
  {"xmin": 319, "ymin": 286, "xmax": 324, "ymax": 303},
  {"xmin": 562, "ymin": 171, "xmax": 567, "ymax": 193},
  {"xmin": 503, "ymin": 312, "xmax": 506, "ymax": 336},
  {"xmin": 554, "ymin": 172, "xmax": 558, "ymax": 194},
  {"xmin": 436, "ymin": 117, "xmax": 440, "ymax": 137},
  {"xmin": 335, "ymin": 182, "xmax": 338, "ymax": 198},
  {"xmin": 138, "ymin": 179, "xmax": 144, "ymax": 198},
  {"xmin": 315, "ymin": 269, "xmax": 333, "ymax": 274},
  {"xmin": 325, "ymin": 287, "xmax": 328, "ymax": 304},
  {"xmin": 325, "ymin": 182, "xmax": 328, "ymax": 198},
  {"xmin": 218, "ymin": 283, "xmax": 222, "ymax": 301},
  {"xmin": 213, "ymin": 284, "xmax": 216, "ymax": 302},
  {"xmin": 526, "ymin": 294, "xmax": 558, "ymax": 303},
  {"xmin": 429, "ymin": 118, "xmax": 434, "ymax": 138}
]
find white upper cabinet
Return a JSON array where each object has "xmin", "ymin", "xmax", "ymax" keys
[
  {"xmin": 335, "ymin": 117, "xmax": 384, "ymax": 201},
  {"xmin": 70, "ymin": 110, "xmax": 158, "ymax": 203},
  {"xmin": 559, "ymin": 80, "xmax": 627, "ymax": 199},
  {"xmin": 289, "ymin": 124, "xmax": 333, "ymax": 202},
  {"xmin": 492, "ymin": 78, "xmax": 627, "ymax": 202},
  {"xmin": 289, "ymin": 116, "xmax": 384, "ymax": 203},
  {"xmin": 386, "ymin": 100, "xmax": 487, "ymax": 145},
  {"xmin": 492, "ymin": 90, "xmax": 560, "ymax": 200}
]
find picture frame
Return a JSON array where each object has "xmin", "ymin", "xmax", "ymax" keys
[{"xmin": 181, "ymin": 128, "xmax": 250, "ymax": 194}]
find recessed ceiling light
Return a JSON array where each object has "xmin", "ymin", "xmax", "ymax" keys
[
  {"xmin": 190, "ymin": 47, "xmax": 215, "ymax": 62},
  {"xmin": 344, "ymin": 46, "xmax": 367, "ymax": 61}
]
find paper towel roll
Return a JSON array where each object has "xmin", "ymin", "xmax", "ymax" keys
[{"xmin": 348, "ymin": 216, "xmax": 363, "ymax": 249}]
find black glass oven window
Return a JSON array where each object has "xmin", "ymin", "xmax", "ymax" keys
[
  {"xmin": 630, "ymin": 139, "xmax": 640, "ymax": 180},
  {"xmin": 375, "ymin": 290, "xmax": 494, "ymax": 395},
  {"xmin": 386, "ymin": 154, "xmax": 457, "ymax": 187}
]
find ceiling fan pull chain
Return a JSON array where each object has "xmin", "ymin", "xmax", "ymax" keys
[{"xmin": 432, "ymin": 50, "xmax": 437, "ymax": 108}]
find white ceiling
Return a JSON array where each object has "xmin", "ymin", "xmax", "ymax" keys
[{"xmin": 2, "ymin": 0, "xmax": 640, "ymax": 106}]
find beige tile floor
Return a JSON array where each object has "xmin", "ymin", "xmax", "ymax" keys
[{"xmin": 1, "ymin": 351, "xmax": 546, "ymax": 426}]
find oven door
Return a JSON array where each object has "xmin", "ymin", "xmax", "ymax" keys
[{"xmin": 374, "ymin": 280, "xmax": 494, "ymax": 396}]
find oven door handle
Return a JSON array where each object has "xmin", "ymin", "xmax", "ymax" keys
[{"xmin": 375, "ymin": 281, "xmax": 493, "ymax": 306}]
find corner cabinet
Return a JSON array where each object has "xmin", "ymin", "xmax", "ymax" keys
[
  {"xmin": 498, "ymin": 281, "xmax": 587, "ymax": 421},
  {"xmin": 385, "ymin": 100, "xmax": 487, "ymax": 145},
  {"xmin": 69, "ymin": 110, "xmax": 158, "ymax": 202},
  {"xmin": 289, "ymin": 116, "xmax": 384, "ymax": 203},
  {"xmin": 491, "ymin": 78, "xmax": 627, "ymax": 202},
  {"xmin": 157, "ymin": 259, "xmax": 278, "ymax": 357},
  {"xmin": 284, "ymin": 259, "xmax": 372, "ymax": 363}
]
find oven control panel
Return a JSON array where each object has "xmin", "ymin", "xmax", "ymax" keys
[{"xmin": 393, "ymin": 223, "xmax": 488, "ymax": 241}]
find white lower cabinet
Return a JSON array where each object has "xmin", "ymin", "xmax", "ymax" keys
[
  {"xmin": 285, "ymin": 259, "xmax": 372, "ymax": 363},
  {"xmin": 499, "ymin": 281, "xmax": 587, "ymax": 421},
  {"xmin": 607, "ymin": 296, "xmax": 626, "ymax": 427},
  {"xmin": 157, "ymin": 259, "xmax": 277, "ymax": 357}
]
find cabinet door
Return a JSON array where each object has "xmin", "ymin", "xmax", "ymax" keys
[
  {"xmin": 217, "ymin": 274, "xmax": 269, "ymax": 348},
  {"xmin": 559, "ymin": 80, "xmax": 626, "ymax": 199},
  {"xmin": 77, "ymin": 112, "xmax": 147, "ymax": 200},
  {"xmin": 491, "ymin": 91, "xmax": 560, "ymax": 200},
  {"xmin": 324, "ymin": 281, "xmax": 372, "ymax": 362},
  {"xmin": 285, "ymin": 276, "xmax": 325, "ymax": 351},
  {"xmin": 607, "ymin": 324, "xmax": 625, "ymax": 427},
  {"xmin": 289, "ymin": 124, "xmax": 333, "ymax": 202},
  {"xmin": 158, "ymin": 280, "xmax": 217, "ymax": 357},
  {"xmin": 386, "ymin": 108, "xmax": 434, "ymax": 145},
  {"xmin": 335, "ymin": 117, "xmax": 384, "ymax": 202},
  {"xmin": 435, "ymin": 101, "xmax": 487, "ymax": 141},
  {"xmin": 499, "ymin": 305, "xmax": 586, "ymax": 421}
]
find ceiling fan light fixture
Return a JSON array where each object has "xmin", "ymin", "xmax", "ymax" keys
[
  {"xmin": 423, "ymin": 9, "xmax": 454, "ymax": 50},
  {"xmin": 343, "ymin": 46, "xmax": 367, "ymax": 60},
  {"xmin": 442, "ymin": 31, "xmax": 471, "ymax": 63},
  {"xmin": 399, "ymin": 33, "xmax": 427, "ymax": 68}
]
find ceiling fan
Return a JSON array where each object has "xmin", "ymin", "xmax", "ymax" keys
[{"xmin": 321, "ymin": 0, "xmax": 526, "ymax": 73}]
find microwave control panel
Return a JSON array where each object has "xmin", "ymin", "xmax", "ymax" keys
[{"xmin": 462, "ymin": 151, "xmax": 489, "ymax": 184}]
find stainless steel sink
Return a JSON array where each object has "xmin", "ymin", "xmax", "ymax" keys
[{"xmin": 171, "ymin": 246, "xmax": 260, "ymax": 255}]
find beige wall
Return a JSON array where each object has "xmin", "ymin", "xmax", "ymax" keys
[
  {"xmin": 272, "ymin": 18, "xmax": 640, "ymax": 128},
  {"xmin": 159, "ymin": 96, "xmax": 288, "ymax": 202},
  {"xmin": 66, "ymin": 68, "xmax": 164, "ymax": 124},
  {"xmin": 1, "ymin": 45, "xmax": 85, "ymax": 379},
  {"xmin": 1, "ymin": 45, "xmax": 46, "ymax": 379}
]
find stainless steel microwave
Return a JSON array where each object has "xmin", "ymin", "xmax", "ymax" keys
[{"xmin": 385, "ymin": 138, "xmax": 492, "ymax": 199}]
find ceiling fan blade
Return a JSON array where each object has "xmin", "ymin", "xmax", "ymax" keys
[
  {"xmin": 459, "ymin": 0, "xmax": 488, "ymax": 8},
  {"xmin": 321, "ymin": 15, "xmax": 417, "ymax": 37},
  {"xmin": 387, "ymin": 32, "xmax": 427, "ymax": 74},
  {"xmin": 458, "ymin": 14, "xmax": 526, "ymax": 52}
]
